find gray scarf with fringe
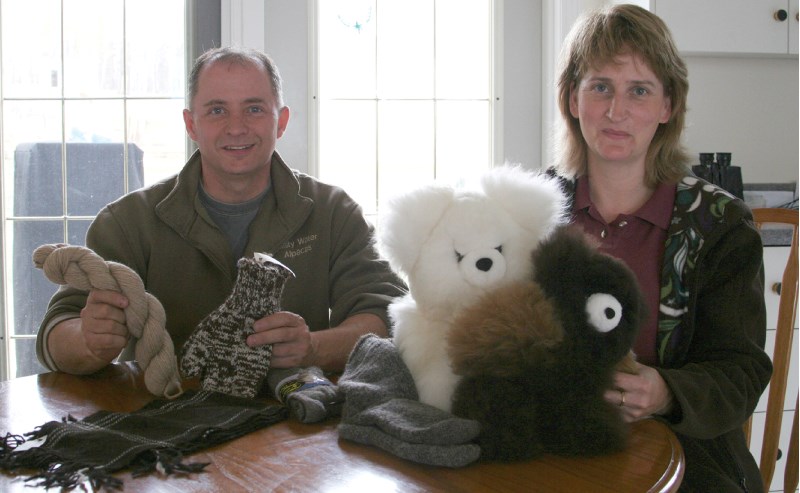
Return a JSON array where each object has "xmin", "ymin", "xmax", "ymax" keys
[{"xmin": 0, "ymin": 390, "xmax": 287, "ymax": 490}]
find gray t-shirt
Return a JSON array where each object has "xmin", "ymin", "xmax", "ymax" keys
[{"xmin": 198, "ymin": 184, "xmax": 270, "ymax": 262}]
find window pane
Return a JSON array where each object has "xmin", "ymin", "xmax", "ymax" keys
[
  {"xmin": 63, "ymin": 0, "xmax": 124, "ymax": 97},
  {"xmin": 318, "ymin": 0, "xmax": 377, "ymax": 99},
  {"xmin": 7, "ymin": 220, "xmax": 63, "ymax": 337},
  {"xmin": 0, "ymin": 0, "xmax": 62, "ymax": 98},
  {"xmin": 378, "ymin": 100, "xmax": 434, "ymax": 200},
  {"xmin": 3, "ymin": 101, "xmax": 64, "ymax": 217},
  {"xmin": 316, "ymin": 0, "xmax": 494, "ymax": 223},
  {"xmin": 64, "ymin": 100, "xmax": 129, "ymax": 216},
  {"xmin": 68, "ymin": 219, "xmax": 91, "ymax": 245},
  {"xmin": 12, "ymin": 339, "xmax": 47, "ymax": 378},
  {"xmin": 126, "ymin": 0, "xmax": 185, "ymax": 97},
  {"xmin": 11, "ymin": 144, "xmax": 65, "ymax": 218},
  {"xmin": 127, "ymin": 99, "xmax": 187, "ymax": 186},
  {"xmin": 377, "ymin": 0, "xmax": 433, "ymax": 99},
  {"xmin": 436, "ymin": 0, "xmax": 491, "ymax": 99},
  {"xmin": 65, "ymin": 99, "xmax": 125, "ymax": 145},
  {"xmin": 319, "ymin": 100, "xmax": 377, "ymax": 214},
  {"xmin": 66, "ymin": 143, "xmax": 142, "ymax": 217},
  {"xmin": 436, "ymin": 100, "xmax": 490, "ymax": 186}
]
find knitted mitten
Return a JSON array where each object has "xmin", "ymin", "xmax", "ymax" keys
[
  {"xmin": 180, "ymin": 253, "xmax": 294, "ymax": 399},
  {"xmin": 337, "ymin": 334, "xmax": 481, "ymax": 467},
  {"xmin": 266, "ymin": 366, "xmax": 343, "ymax": 423}
]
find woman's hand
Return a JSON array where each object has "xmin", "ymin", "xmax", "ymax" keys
[{"xmin": 604, "ymin": 362, "xmax": 675, "ymax": 422}]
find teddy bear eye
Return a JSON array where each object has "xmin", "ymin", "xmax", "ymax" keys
[
  {"xmin": 495, "ymin": 245, "xmax": 503, "ymax": 254},
  {"xmin": 455, "ymin": 251, "xmax": 465, "ymax": 263},
  {"xmin": 585, "ymin": 293, "xmax": 622, "ymax": 333}
]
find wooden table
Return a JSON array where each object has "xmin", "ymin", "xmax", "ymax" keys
[{"xmin": 0, "ymin": 363, "xmax": 684, "ymax": 492}]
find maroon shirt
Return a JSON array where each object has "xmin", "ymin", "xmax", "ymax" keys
[{"xmin": 571, "ymin": 178, "xmax": 676, "ymax": 366}]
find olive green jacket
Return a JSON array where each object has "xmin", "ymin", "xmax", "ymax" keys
[
  {"xmin": 562, "ymin": 174, "xmax": 772, "ymax": 492},
  {"xmin": 37, "ymin": 151, "xmax": 405, "ymax": 368}
]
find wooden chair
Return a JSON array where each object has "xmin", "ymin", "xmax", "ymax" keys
[{"xmin": 743, "ymin": 207, "xmax": 798, "ymax": 492}]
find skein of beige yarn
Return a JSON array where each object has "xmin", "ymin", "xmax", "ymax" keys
[{"xmin": 33, "ymin": 244, "xmax": 183, "ymax": 399}]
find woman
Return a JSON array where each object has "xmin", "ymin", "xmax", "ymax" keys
[{"xmin": 552, "ymin": 5, "xmax": 772, "ymax": 492}]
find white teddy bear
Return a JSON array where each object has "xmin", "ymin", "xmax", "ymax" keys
[{"xmin": 378, "ymin": 166, "xmax": 568, "ymax": 412}]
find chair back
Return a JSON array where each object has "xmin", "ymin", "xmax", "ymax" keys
[{"xmin": 744, "ymin": 207, "xmax": 798, "ymax": 492}]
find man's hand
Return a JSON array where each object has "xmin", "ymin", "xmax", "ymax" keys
[
  {"xmin": 48, "ymin": 289, "xmax": 130, "ymax": 375},
  {"xmin": 247, "ymin": 312, "xmax": 388, "ymax": 372},
  {"xmin": 247, "ymin": 311, "xmax": 315, "ymax": 368},
  {"xmin": 79, "ymin": 290, "xmax": 131, "ymax": 363}
]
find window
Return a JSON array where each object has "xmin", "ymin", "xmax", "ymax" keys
[
  {"xmin": 314, "ymin": 0, "xmax": 496, "ymax": 223},
  {"xmin": 0, "ymin": 0, "xmax": 189, "ymax": 379}
]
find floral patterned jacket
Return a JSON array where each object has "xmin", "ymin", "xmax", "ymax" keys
[{"xmin": 560, "ymin": 173, "xmax": 773, "ymax": 492}]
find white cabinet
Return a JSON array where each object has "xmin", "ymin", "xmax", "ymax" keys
[
  {"xmin": 652, "ymin": 0, "xmax": 799, "ymax": 56},
  {"xmin": 792, "ymin": 0, "xmax": 800, "ymax": 54},
  {"xmin": 749, "ymin": 246, "xmax": 798, "ymax": 492}
]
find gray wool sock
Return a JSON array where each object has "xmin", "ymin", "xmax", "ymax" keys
[
  {"xmin": 337, "ymin": 334, "xmax": 480, "ymax": 467},
  {"xmin": 338, "ymin": 418, "xmax": 480, "ymax": 468},
  {"xmin": 266, "ymin": 366, "xmax": 342, "ymax": 423},
  {"xmin": 348, "ymin": 399, "xmax": 481, "ymax": 445},
  {"xmin": 180, "ymin": 253, "xmax": 294, "ymax": 399},
  {"xmin": 338, "ymin": 334, "xmax": 418, "ymax": 408}
]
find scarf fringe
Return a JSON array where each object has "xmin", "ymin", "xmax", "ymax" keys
[
  {"xmin": 27, "ymin": 464, "xmax": 122, "ymax": 491},
  {"xmin": 0, "ymin": 395, "xmax": 287, "ymax": 489},
  {"xmin": 1, "ymin": 432, "xmax": 209, "ymax": 490},
  {"xmin": 1, "ymin": 432, "xmax": 25, "ymax": 453}
]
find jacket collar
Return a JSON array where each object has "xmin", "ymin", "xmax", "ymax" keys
[{"xmin": 155, "ymin": 150, "xmax": 313, "ymax": 277}]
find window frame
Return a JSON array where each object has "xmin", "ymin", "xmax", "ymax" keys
[
  {"xmin": 0, "ymin": 0, "xmax": 221, "ymax": 381},
  {"xmin": 307, "ymin": 0, "xmax": 504, "ymax": 192}
]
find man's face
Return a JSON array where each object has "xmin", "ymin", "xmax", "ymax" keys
[{"xmin": 183, "ymin": 60, "xmax": 289, "ymax": 193}]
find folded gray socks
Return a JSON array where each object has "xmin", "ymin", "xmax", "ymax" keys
[{"xmin": 337, "ymin": 334, "xmax": 481, "ymax": 467}]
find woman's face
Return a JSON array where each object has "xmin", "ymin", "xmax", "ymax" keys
[{"xmin": 569, "ymin": 53, "xmax": 671, "ymax": 172}]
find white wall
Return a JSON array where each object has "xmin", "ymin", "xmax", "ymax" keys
[
  {"xmin": 501, "ymin": 0, "xmax": 542, "ymax": 168},
  {"xmin": 225, "ymin": 0, "xmax": 799, "ymax": 185},
  {"xmin": 683, "ymin": 56, "xmax": 798, "ymax": 184},
  {"xmin": 263, "ymin": 0, "xmax": 309, "ymax": 174}
]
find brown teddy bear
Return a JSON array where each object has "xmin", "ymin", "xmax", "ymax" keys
[{"xmin": 448, "ymin": 227, "xmax": 645, "ymax": 461}]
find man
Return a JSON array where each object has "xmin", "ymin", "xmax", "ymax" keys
[{"xmin": 36, "ymin": 47, "xmax": 405, "ymax": 377}]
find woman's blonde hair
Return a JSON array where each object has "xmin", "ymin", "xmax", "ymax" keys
[{"xmin": 554, "ymin": 4, "xmax": 690, "ymax": 186}]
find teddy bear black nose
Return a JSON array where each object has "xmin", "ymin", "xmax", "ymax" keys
[{"xmin": 476, "ymin": 257, "xmax": 493, "ymax": 272}]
